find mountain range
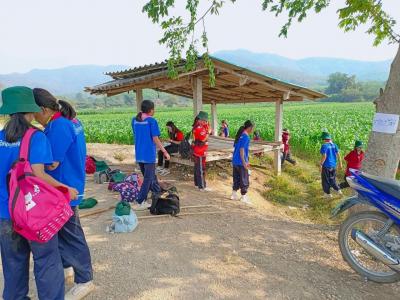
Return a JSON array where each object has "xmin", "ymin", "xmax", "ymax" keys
[
  {"xmin": 213, "ymin": 49, "xmax": 391, "ymax": 86},
  {"xmin": 0, "ymin": 49, "xmax": 391, "ymax": 95}
]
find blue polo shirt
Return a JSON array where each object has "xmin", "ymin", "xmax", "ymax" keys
[
  {"xmin": 132, "ymin": 116, "xmax": 161, "ymax": 164},
  {"xmin": 44, "ymin": 117, "xmax": 87, "ymax": 206},
  {"xmin": 320, "ymin": 142, "xmax": 339, "ymax": 168},
  {"xmin": 233, "ymin": 133, "xmax": 250, "ymax": 166},
  {"xmin": 0, "ymin": 130, "xmax": 53, "ymax": 219}
]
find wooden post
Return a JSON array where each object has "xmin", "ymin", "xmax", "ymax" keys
[
  {"xmin": 136, "ymin": 89, "xmax": 143, "ymax": 112},
  {"xmin": 274, "ymin": 93, "xmax": 287, "ymax": 175},
  {"xmin": 211, "ymin": 101, "xmax": 218, "ymax": 136},
  {"xmin": 192, "ymin": 77, "xmax": 203, "ymax": 117}
]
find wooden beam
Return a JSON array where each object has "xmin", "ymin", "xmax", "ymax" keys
[
  {"xmin": 274, "ymin": 98, "xmax": 283, "ymax": 175},
  {"xmin": 214, "ymin": 64, "xmax": 306, "ymax": 98},
  {"xmin": 136, "ymin": 89, "xmax": 143, "ymax": 112},
  {"xmin": 192, "ymin": 76, "xmax": 203, "ymax": 117},
  {"xmin": 211, "ymin": 101, "xmax": 218, "ymax": 136}
]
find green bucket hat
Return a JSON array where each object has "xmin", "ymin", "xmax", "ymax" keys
[
  {"xmin": 321, "ymin": 132, "xmax": 332, "ymax": 140},
  {"xmin": 355, "ymin": 140, "xmax": 363, "ymax": 148},
  {"xmin": 0, "ymin": 86, "xmax": 41, "ymax": 115},
  {"xmin": 197, "ymin": 111, "xmax": 208, "ymax": 121},
  {"xmin": 115, "ymin": 201, "xmax": 131, "ymax": 216}
]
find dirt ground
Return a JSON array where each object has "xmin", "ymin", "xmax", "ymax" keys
[{"xmin": 1, "ymin": 143, "xmax": 400, "ymax": 299}]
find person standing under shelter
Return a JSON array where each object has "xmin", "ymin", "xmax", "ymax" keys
[
  {"xmin": 281, "ymin": 128, "xmax": 296, "ymax": 166},
  {"xmin": 219, "ymin": 120, "xmax": 229, "ymax": 138},
  {"xmin": 133, "ymin": 100, "xmax": 170, "ymax": 209},
  {"xmin": 192, "ymin": 111, "xmax": 211, "ymax": 191},
  {"xmin": 320, "ymin": 131, "xmax": 343, "ymax": 198}
]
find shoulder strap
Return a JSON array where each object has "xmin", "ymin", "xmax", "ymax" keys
[{"xmin": 19, "ymin": 128, "xmax": 37, "ymax": 161}]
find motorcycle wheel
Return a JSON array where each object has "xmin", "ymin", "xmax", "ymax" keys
[{"xmin": 339, "ymin": 211, "xmax": 400, "ymax": 283}]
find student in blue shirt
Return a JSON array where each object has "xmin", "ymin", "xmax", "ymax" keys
[
  {"xmin": 319, "ymin": 131, "xmax": 343, "ymax": 198},
  {"xmin": 0, "ymin": 86, "xmax": 78, "ymax": 300},
  {"xmin": 132, "ymin": 100, "xmax": 170, "ymax": 210},
  {"xmin": 33, "ymin": 88, "xmax": 94, "ymax": 300},
  {"xmin": 231, "ymin": 120, "xmax": 254, "ymax": 204}
]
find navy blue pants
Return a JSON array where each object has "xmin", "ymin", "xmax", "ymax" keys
[
  {"xmin": 0, "ymin": 219, "xmax": 64, "ymax": 300},
  {"xmin": 58, "ymin": 207, "xmax": 93, "ymax": 284},
  {"xmin": 137, "ymin": 163, "xmax": 161, "ymax": 204},
  {"xmin": 321, "ymin": 167, "xmax": 340, "ymax": 194},
  {"xmin": 194, "ymin": 156, "xmax": 206, "ymax": 189},
  {"xmin": 233, "ymin": 165, "xmax": 249, "ymax": 195}
]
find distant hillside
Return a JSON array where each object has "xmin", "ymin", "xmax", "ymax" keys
[
  {"xmin": 0, "ymin": 65, "xmax": 127, "ymax": 95},
  {"xmin": 213, "ymin": 49, "xmax": 391, "ymax": 86},
  {"xmin": 0, "ymin": 50, "xmax": 391, "ymax": 96}
]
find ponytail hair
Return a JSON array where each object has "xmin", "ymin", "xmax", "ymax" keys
[
  {"xmin": 58, "ymin": 100, "xmax": 76, "ymax": 120},
  {"xmin": 234, "ymin": 120, "xmax": 254, "ymax": 144},
  {"xmin": 4, "ymin": 113, "xmax": 33, "ymax": 143},
  {"xmin": 136, "ymin": 100, "xmax": 154, "ymax": 121},
  {"xmin": 32, "ymin": 88, "xmax": 76, "ymax": 120}
]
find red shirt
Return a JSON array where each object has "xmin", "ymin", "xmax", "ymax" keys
[
  {"xmin": 192, "ymin": 123, "xmax": 209, "ymax": 157},
  {"xmin": 344, "ymin": 150, "xmax": 365, "ymax": 176},
  {"xmin": 282, "ymin": 132, "xmax": 290, "ymax": 153},
  {"xmin": 171, "ymin": 130, "xmax": 184, "ymax": 142}
]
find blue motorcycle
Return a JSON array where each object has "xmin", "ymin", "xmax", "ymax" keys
[{"xmin": 332, "ymin": 170, "xmax": 400, "ymax": 283}]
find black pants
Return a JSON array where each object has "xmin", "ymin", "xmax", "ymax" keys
[
  {"xmin": 233, "ymin": 165, "xmax": 249, "ymax": 195},
  {"xmin": 321, "ymin": 167, "xmax": 340, "ymax": 194},
  {"xmin": 194, "ymin": 156, "xmax": 206, "ymax": 189},
  {"xmin": 281, "ymin": 151, "xmax": 296, "ymax": 166},
  {"xmin": 137, "ymin": 163, "xmax": 161, "ymax": 203},
  {"xmin": 339, "ymin": 175, "xmax": 350, "ymax": 189},
  {"xmin": 158, "ymin": 144, "xmax": 179, "ymax": 169}
]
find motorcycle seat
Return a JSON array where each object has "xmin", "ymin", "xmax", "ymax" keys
[{"xmin": 360, "ymin": 173, "xmax": 400, "ymax": 199}]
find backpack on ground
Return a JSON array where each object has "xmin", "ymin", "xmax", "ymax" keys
[
  {"xmin": 150, "ymin": 186, "xmax": 180, "ymax": 216},
  {"xmin": 85, "ymin": 156, "xmax": 96, "ymax": 174},
  {"xmin": 8, "ymin": 128, "xmax": 73, "ymax": 243},
  {"xmin": 179, "ymin": 133, "xmax": 193, "ymax": 159}
]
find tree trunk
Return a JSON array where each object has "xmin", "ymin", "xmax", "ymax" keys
[{"xmin": 362, "ymin": 44, "xmax": 400, "ymax": 178}]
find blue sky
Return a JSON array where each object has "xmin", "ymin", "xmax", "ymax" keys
[{"xmin": 0, "ymin": 0, "xmax": 399, "ymax": 74}]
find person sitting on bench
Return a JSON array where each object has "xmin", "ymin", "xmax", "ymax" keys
[{"xmin": 157, "ymin": 121, "xmax": 184, "ymax": 176}]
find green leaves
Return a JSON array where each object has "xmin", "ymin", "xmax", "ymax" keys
[
  {"xmin": 143, "ymin": 0, "xmax": 399, "ymax": 90},
  {"xmin": 261, "ymin": 0, "xmax": 399, "ymax": 45},
  {"xmin": 143, "ymin": 0, "xmax": 235, "ymax": 87},
  {"xmin": 338, "ymin": 0, "xmax": 399, "ymax": 46}
]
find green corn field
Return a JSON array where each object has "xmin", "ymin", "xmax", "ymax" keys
[{"xmin": 79, "ymin": 102, "xmax": 374, "ymax": 158}]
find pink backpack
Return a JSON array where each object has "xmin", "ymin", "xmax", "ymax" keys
[{"xmin": 8, "ymin": 128, "xmax": 73, "ymax": 243}]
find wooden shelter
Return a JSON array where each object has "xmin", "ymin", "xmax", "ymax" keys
[{"xmin": 86, "ymin": 56, "xmax": 325, "ymax": 174}]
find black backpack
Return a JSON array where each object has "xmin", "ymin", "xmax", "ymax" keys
[
  {"xmin": 179, "ymin": 132, "xmax": 193, "ymax": 159},
  {"xmin": 150, "ymin": 187, "xmax": 180, "ymax": 216}
]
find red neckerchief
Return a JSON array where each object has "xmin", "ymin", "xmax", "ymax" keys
[{"xmin": 50, "ymin": 112, "xmax": 62, "ymax": 121}]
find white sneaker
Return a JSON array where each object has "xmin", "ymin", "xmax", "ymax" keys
[
  {"xmin": 336, "ymin": 189, "xmax": 343, "ymax": 195},
  {"xmin": 65, "ymin": 281, "xmax": 95, "ymax": 300},
  {"xmin": 64, "ymin": 267, "xmax": 74, "ymax": 285},
  {"xmin": 133, "ymin": 201, "xmax": 151, "ymax": 211},
  {"xmin": 230, "ymin": 191, "xmax": 240, "ymax": 201},
  {"xmin": 199, "ymin": 187, "xmax": 212, "ymax": 192},
  {"xmin": 324, "ymin": 193, "xmax": 333, "ymax": 199},
  {"xmin": 240, "ymin": 195, "xmax": 252, "ymax": 205},
  {"xmin": 156, "ymin": 166, "xmax": 164, "ymax": 174}
]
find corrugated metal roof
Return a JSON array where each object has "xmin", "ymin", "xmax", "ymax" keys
[{"xmin": 86, "ymin": 56, "xmax": 326, "ymax": 100}]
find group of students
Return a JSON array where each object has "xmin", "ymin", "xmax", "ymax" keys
[
  {"xmin": 0, "ymin": 87, "xmax": 94, "ymax": 300},
  {"xmin": 131, "ymin": 101, "xmax": 255, "ymax": 204}
]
